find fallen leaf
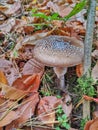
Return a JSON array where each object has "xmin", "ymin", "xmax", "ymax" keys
[
  {"xmin": 7, "ymin": 0, "xmax": 15, "ymax": 4},
  {"xmin": 47, "ymin": 1, "xmax": 73, "ymax": 17},
  {"xmin": 93, "ymin": 111, "xmax": 98, "ymax": 119},
  {"xmin": 92, "ymin": 61, "xmax": 98, "ymax": 81},
  {"xmin": 36, "ymin": 96, "xmax": 61, "ymax": 127},
  {"xmin": 15, "ymin": 93, "xmax": 39, "ymax": 126},
  {"xmin": 0, "ymin": 111, "xmax": 19, "ymax": 127},
  {"xmin": 0, "ymin": 71, "xmax": 8, "ymax": 85},
  {"xmin": 12, "ymin": 74, "xmax": 41, "ymax": 92},
  {"xmin": 83, "ymin": 95, "xmax": 98, "ymax": 103},
  {"xmin": 0, "ymin": 18, "xmax": 16, "ymax": 33},
  {"xmin": 92, "ymin": 50, "xmax": 98, "ymax": 59},
  {"xmin": 62, "ymin": 94, "xmax": 72, "ymax": 117},
  {"xmin": 0, "ymin": 83, "xmax": 28, "ymax": 100},
  {"xmin": 0, "ymin": 5, "xmax": 8, "ymax": 11},
  {"xmin": 0, "ymin": 93, "xmax": 39, "ymax": 128},
  {"xmin": 23, "ymin": 25, "xmax": 34, "ymax": 35},
  {"xmin": 5, "ymin": 1, "xmax": 22, "ymax": 17},
  {"xmin": 22, "ymin": 59, "xmax": 44, "ymax": 76},
  {"xmin": 84, "ymin": 120, "xmax": 93, "ymax": 130},
  {"xmin": 0, "ymin": 59, "xmax": 20, "ymax": 85},
  {"xmin": 76, "ymin": 63, "xmax": 83, "ymax": 77},
  {"xmin": 84, "ymin": 118, "xmax": 98, "ymax": 130}
]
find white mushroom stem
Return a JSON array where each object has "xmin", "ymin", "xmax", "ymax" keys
[{"xmin": 53, "ymin": 67, "xmax": 67, "ymax": 91}]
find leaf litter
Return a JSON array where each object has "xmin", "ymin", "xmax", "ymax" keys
[{"xmin": 0, "ymin": 0, "xmax": 98, "ymax": 129}]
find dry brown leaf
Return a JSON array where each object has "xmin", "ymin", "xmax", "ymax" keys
[
  {"xmin": 84, "ymin": 118, "xmax": 98, "ymax": 130},
  {"xmin": 76, "ymin": 63, "xmax": 83, "ymax": 77},
  {"xmin": 62, "ymin": 94, "xmax": 72, "ymax": 117},
  {"xmin": 6, "ymin": 93, "xmax": 39, "ymax": 129},
  {"xmin": 0, "ymin": 93, "xmax": 39, "ymax": 128},
  {"xmin": 12, "ymin": 74, "xmax": 41, "ymax": 92},
  {"xmin": 0, "ymin": 83, "xmax": 28, "ymax": 100},
  {"xmin": 0, "ymin": 98, "xmax": 19, "ymax": 127},
  {"xmin": 22, "ymin": 59, "xmax": 44, "ymax": 76},
  {"xmin": 18, "ymin": 45, "xmax": 35, "ymax": 60},
  {"xmin": 0, "ymin": 71, "xmax": 8, "ymax": 85},
  {"xmin": 0, "ymin": 59, "xmax": 20, "ymax": 85},
  {"xmin": 52, "ymin": 20, "xmax": 63, "ymax": 27},
  {"xmin": 65, "ymin": 21, "xmax": 85, "ymax": 36},
  {"xmin": 83, "ymin": 95, "xmax": 98, "ymax": 103},
  {"xmin": 47, "ymin": 1, "xmax": 72, "ymax": 17},
  {"xmin": 36, "ymin": 96, "xmax": 61, "ymax": 127},
  {"xmin": 93, "ymin": 111, "xmax": 98, "ymax": 119},
  {"xmin": 0, "ymin": 111, "xmax": 19, "ymax": 127},
  {"xmin": 5, "ymin": 1, "xmax": 22, "ymax": 17},
  {"xmin": 0, "ymin": 5, "xmax": 8, "ymax": 11},
  {"xmin": 84, "ymin": 120, "xmax": 94, "ymax": 130},
  {"xmin": 92, "ymin": 61, "xmax": 98, "ymax": 81},
  {"xmin": 92, "ymin": 50, "xmax": 98, "ymax": 59},
  {"xmin": 23, "ymin": 25, "xmax": 34, "ymax": 35},
  {"xmin": 15, "ymin": 93, "xmax": 39, "ymax": 126},
  {"xmin": 7, "ymin": 0, "xmax": 15, "ymax": 4},
  {"xmin": 0, "ymin": 18, "xmax": 16, "ymax": 33}
]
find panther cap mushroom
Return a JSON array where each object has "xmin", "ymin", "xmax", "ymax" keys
[
  {"xmin": 33, "ymin": 35, "xmax": 84, "ymax": 91},
  {"xmin": 33, "ymin": 35, "xmax": 84, "ymax": 67}
]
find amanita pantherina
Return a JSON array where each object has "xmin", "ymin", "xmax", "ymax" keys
[{"xmin": 33, "ymin": 35, "xmax": 84, "ymax": 91}]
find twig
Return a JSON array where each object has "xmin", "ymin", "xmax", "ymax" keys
[{"xmin": 83, "ymin": 0, "xmax": 96, "ymax": 119}]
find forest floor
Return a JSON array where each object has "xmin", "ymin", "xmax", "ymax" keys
[{"xmin": 0, "ymin": 0, "xmax": 98, "ymax": 130}]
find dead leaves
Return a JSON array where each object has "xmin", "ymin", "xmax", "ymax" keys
[
  {"xmin": 0, "ymin": 59, "xmax": 20, "ymax": 85},
  {"xmin": 47, "ymin": 1, "xmax": 73, "ymax": 17},
  {"xmin": 0, "ymin": 92, "xmax": 39, "ymax": 128},
  {"xmin": 92, "ymin": 61, "xmax": 98, "ymax": 81},
  {"xmin": 0, "ymin": 0, "xmax": 97, "ymax": 129},
  {"xmin": 36, "ymin": 96, "xmax": 61, "ymax": 127},
  {"xmin": 0, "ymin": 60, "xmax": 73, "ymax": 129},
  {"xmin": 12, "ymin": 74, "xmax": 41, "ymax": 92},
  {"xmin": 5, "ymin": 1, "xmax": 22, "ymax": 17},
  {"xmin": 84, "ymin": 118, "xmax": 98, "ymax": 130},
  {"xmin": 0, "ymin": 73, "xmax": 40, "ymax": 128}
]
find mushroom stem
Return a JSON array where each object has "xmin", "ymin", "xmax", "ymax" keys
[{"xmin": 53, "ymin": 67, "xmax": 67, "ymax": 91}]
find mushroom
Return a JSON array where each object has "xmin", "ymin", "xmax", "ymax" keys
[{"xmin": 33, "ymin": 35, "xmax": 84, "ymax": 91}]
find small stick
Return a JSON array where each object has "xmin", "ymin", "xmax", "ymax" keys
[{"xmin": 83, "ymin": 0, "xmax": 96, "ymax": 119}]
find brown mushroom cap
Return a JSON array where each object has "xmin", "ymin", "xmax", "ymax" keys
[{"xmin": 33, "ymin": 35, "xmax": 84, "ymax": 67}]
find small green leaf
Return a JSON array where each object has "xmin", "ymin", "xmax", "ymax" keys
[
  {"xmin": 55, "ymin": 127, "xmax": 60, "ymax": 130},
  {"xmin": 13, "ymin": 50, "xmax": 19, "ymax": 58},
  {"xmin": 32, "ymin": 8, "xmax": 37, "ymax": 13},
  {"xmin": 51, "ymin": 13, "xmax": 59, "ymax": 20},
  {"xmin": 62, "ymin": 114, "xmax": 67, "ymax": 120},
  {"xmin": 56, "ymin": 95, "xmax": 62, "ymax": 98},
  {"xmin": 65, "ymin": 123, "xmax": 70, "ymax": 129},
  {"xmin": 57, "ymin": 105, "xmax": 62, "ymax": 109},
  {"xmin": 32, "ymin": 12, "xmax": 48, "ymax": 20}
]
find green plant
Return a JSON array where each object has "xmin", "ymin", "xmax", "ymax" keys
[
  {"xmin": 32, "ymin": 0, "xmax": 86, "ymax": 21},
  {"xmin": 55, "ymin": 105, "xmax": 70, "ymax": 130},
  {"xmin": 75, "ymin": 75, "xmax": 96, "ymax": 98},
  {"xmin": 80, "ymin": 118, "xmax": 89, "ymax": 130},
  {"xmin": 31, "ymin": 0, "xmax": 86, "ymax": 30}
]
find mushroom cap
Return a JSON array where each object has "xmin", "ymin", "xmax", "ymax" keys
[{"xmin": 33, "ymin": 35, "xmax": 84, "ymax": 67}]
